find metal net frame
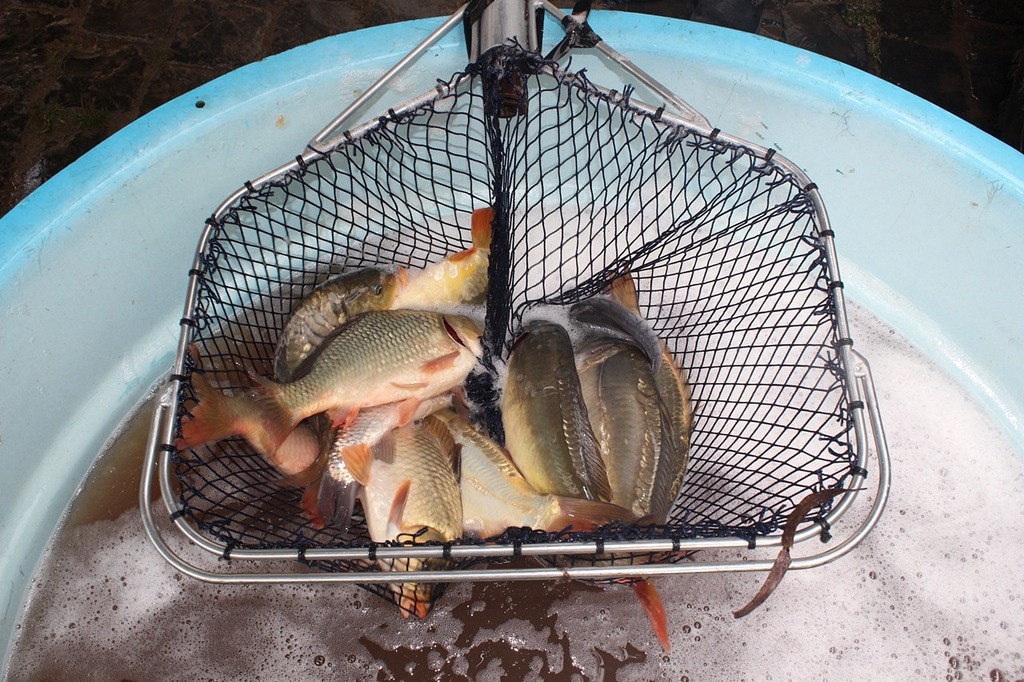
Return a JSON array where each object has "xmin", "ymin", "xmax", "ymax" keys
[{"xmin": 143, "ymin": 40, "xmax": 883, "ymax": 617}]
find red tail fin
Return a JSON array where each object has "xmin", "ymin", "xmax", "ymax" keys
[
  {"xmin": 632, "ymin": 578, "xmax": 671, "ymax": 653},
  {"xmin": 471, "ymin": 207, "xmax": 494, "ymax": 250},
  {"xmin": 176, "ymin": 372, "xmax": 238, "ymax": 449}
]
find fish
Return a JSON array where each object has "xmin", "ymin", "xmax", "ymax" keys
[
  {"xmin": 345, "ymin": 415, "xmax": 463, "ymax": 619},
  {"xmin": 391, "ymin": 207, "xmax": 493, "ymax": 310},
  {"xmin": 501, "ymin": 321, "xmax": 612, "ymax": 503},
  {"xmin": 302, "ymin": 393, "xmax": 454, "ymax": 531},
  {"xmin": 572, "ymin": 273, "xmax": 694, "ymax": 522},
  {"xmin": 176, "ymin": 356, "xmax": 321, "ymax": 479},
  {"xmin": 273, "ymin": 267, "xmax": 407, "ymax": 381},
  {"xmin": 575, "ymin": 338, "xmax": 665, "ymax": 519},
  {"xmin": 253, "ymin": 309, "xmax": 483, "ymax": 453},
  {"xmin": 434, "ymin": 409, "xmax": 633, "ymax": 539}
]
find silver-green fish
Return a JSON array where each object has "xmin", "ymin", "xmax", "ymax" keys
[
  {"xmin": 255, "ymin": 309, "xmax": 483, "ymax": 452},
  {"xmin": 571, "ymin": 273, "xmax": 694, "ymax": 521},
  {"xmin": 435, "ymin": 409, "xmax": 632, "ymax": 538},
  {"xmin": 274, "ymin": 267, "xmax": 408, "ymax": 381},
  {"xmin": 501, "ymin": 321, "xmax": 612, "ymax": 503},
  {"xmin": 344, "ymin": 415, "xmax": 462, "ymax": 619},
  {"xmin": 576, "ymin": 338, "xmax": 666, "ymax": 519}
]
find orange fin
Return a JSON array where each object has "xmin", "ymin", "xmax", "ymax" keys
[
  {"xmin": 176, "ymin": 372, "xmax": 236, "ymax": 449},
  {"xmin": 327, "ymin": 406, "xmax": 360, "ymax": 430},
  {"xmin": 387, "ymin": 479, "xmax": 412, "ymax": 538},
  {"xmin": 390, "ymin": 381, "xmax": 428, "ymax": 392},
  {"xmin": 420, "ymin": 350, "xmax": 460, "ymax": 374},
  {"xmin": 551, "ymin": 497, "xmax": 635, "ymax": 532},
  {"xmin": 394, "ymin": 398, "xmax": 423, "ymax": 427},
  {"xmin": 471, "ymin": 207, "xmax": 494, "ymax": 250},
  {"xmin": 301, "ymin": 481, "xmax": 326, "ymax": 530},
  {"xmin": 448, "ymin": 247, "xmax": 475, "ymax": 263},
  {"xmin": 340, "ymin": 443, "xmax": 374, "ymax": 486},
  {"xmin": 606, "ymin": 272, "xmax": 641, "ymax": 314},
  {"xmin": 632, "ymin": 578, "xmax": 671, "ymax": 654}
]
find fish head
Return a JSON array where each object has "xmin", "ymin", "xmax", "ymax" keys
[
  {"xmin": 339, "ymin": 267, "xmax": 404, "ymax": 316},
  {"xmin": 442, "ymin": 314, "xmax": 485, "ymax": 359}
]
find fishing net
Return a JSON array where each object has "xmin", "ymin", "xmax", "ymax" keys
[{"xmin": 172, "ymin": 45, "xmax": 858, "ymax": 614}]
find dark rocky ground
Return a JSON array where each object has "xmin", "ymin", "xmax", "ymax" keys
[{"xmin": 0, "ymin": 0, "xmax": 1022, "ymax": 219}]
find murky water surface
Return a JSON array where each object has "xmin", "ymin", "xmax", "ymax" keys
[{"xmin": 4, "ymin": 301, "xmax": 1024, "ymax": 680}]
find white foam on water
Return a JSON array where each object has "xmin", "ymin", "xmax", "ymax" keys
[{"xmin": 5, "ymin": 299, "xmax": 1024, "ymax": 680}]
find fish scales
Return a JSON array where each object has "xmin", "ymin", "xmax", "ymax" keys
[
  {"xmin": 268, "ymin": 309, "xmax": 481, "ymax": 422},
  {"xmin": 502, "ymin": 322, "xmax": 612, "ymax": 502},
  {"xmin": 577, "ymin": 339, "xmax": 664, "ymax": 518}
]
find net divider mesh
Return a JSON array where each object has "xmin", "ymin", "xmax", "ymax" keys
[{"xmin": 141, "ymin": 42, "xmax": 888, "ymax": 612}]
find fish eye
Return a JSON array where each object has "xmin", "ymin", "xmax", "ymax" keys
[{"xmin": 372, "ymin": 284, "xmax": 383, "ymax": 295}]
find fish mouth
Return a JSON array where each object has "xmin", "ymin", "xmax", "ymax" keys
[{"xmin": 443, "ymin": 317, "xmax": 467, "ymax": 347}]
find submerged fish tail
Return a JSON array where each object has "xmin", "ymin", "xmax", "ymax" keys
[{"xmin": 631, "ymin": 578, "xmax": 671, "ymax": 653}]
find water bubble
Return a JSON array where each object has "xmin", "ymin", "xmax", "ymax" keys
[{"xmin": 314, "ymin": 655, "xmax": 325, "ymax": 667}]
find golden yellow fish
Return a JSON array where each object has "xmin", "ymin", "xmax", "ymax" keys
[{"xmin": 345, "ymin": 415, "xmax": 462, "ymax": 618}]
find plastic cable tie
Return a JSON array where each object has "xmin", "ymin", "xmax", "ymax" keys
[
  {"xmin": 204, "ymin": 217, "xmax": 218, "ymax": 227},
  {"xmin": 595, "ymin": 537, "xmax": 605, "ymax": 554},
  {"xmin": 180, "ymin": 317, "xmax": 197, "ymax": 328},
  {"xmin": 367, "ymin": 544, "xmax": 377, "ymax": 561},
  {"xmin": 653, "ymin": 106, "xmax": 664, "ymax": 121},
  {"xmin": 710, "ymin": 128, "xmax": 721, "ymax": 139},
  {"xmin": 512, "ymin": 540, "xmax": 523, "ymax": 558},
  {"xmin": 848, "ymin": 400, "xmax": 865, "ymax": 411},
  {"xmin": 835, "ymin": 337, "xmax": 854, "ymax": 347},
  {"xmin": 297, "ymin": 547, "xmax": 307, "ymax": 564},
  {"xmin": 818, "ymin": 229, "xmax": 835, "ymax": 238},
  {"xmin": 244, "ymin": 180, "xmax": 255, "ymax": 192},
  {"xmin": 850, "ymin": 465, "xmax": 869, "ymax": 478},
  {"xmin": 159, "ymin": 443, "xmax": 177, "ymax": 453},
  {"xmin": 829, "ymin": 280, "xmax": 844, "ymax": 290},
  {"xmin": 343, "ymin": 130, "xmax": 353, "ymax": 142},
  {"xmin": 169, "ymin": 509, "xmax": 187, "ymax": 521},
  {"xmin": 804, "ymin": 182, "xmax": 819, "ymax": 192},
  {"xmin": 221, "ymin": 544, "xmax": 234, "ymax": 561},
  {"xmin": 764, "ymin": 148, "xmax": 776, "ymax": 162},
  {"xmin": 442, "ymin": 543, "xmax": 453, "ymax": 561},
  {"xmin": 671, "ymin": 537, "xmax": 681, "ymax": 553},
  {"xmin": 168, "ymin": 373, "xmax": 188, "ymax": 383},
  {"xmin": 746, "ymin": 536, "xmax": 756, "ymax": 550},
  {"xmin": 818, "ymin": 519, "xmax": 833, "ymax": 543}
]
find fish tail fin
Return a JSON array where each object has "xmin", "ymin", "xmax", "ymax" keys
[
  {"xmin": 176, "ymin": 372, "xmax": 238, "ymax": 449},
  {"xmin": 249, "ymin": 380, "xmax": 300, "ymax": 454},
  {"xmin": 552, "ymin": 497, "xmax": 635, "ymax": 531},
  {"xmin": 606, "ymin": 271, "xmax": 641, "ymax": 314},
  {"xmin": 632, "ymin": 578, "xmax": 671, "ymax": 654},
  {"xmin": 303, "ymin": 472, "xmax": 359, "ymax": 531},
  {"xmin": 471, "ymin": 207, "xmax": 494, "ymax": 251}
]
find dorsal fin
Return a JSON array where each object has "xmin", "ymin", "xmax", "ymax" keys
[{"xmin": 605, "ymin": 272, "xmax": 640, "ymax": 314}]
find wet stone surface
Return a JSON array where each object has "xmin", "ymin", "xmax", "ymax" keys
[{"xmin": 0, "ymin": 0, "xmax": 1021, "ymax": 218}]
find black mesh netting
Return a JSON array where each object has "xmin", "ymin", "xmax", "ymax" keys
[{"xmin": 171, "ymin": 46, "xmax": 858, "ymax": 614}]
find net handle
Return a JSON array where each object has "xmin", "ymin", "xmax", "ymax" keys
[
  {"xmin": 308, "ymin": 4, "xmax": 469, "ymax": 152},
  {"xmin": 538, "ymin": 0, "xmax": 712, "ymax": 129}
]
